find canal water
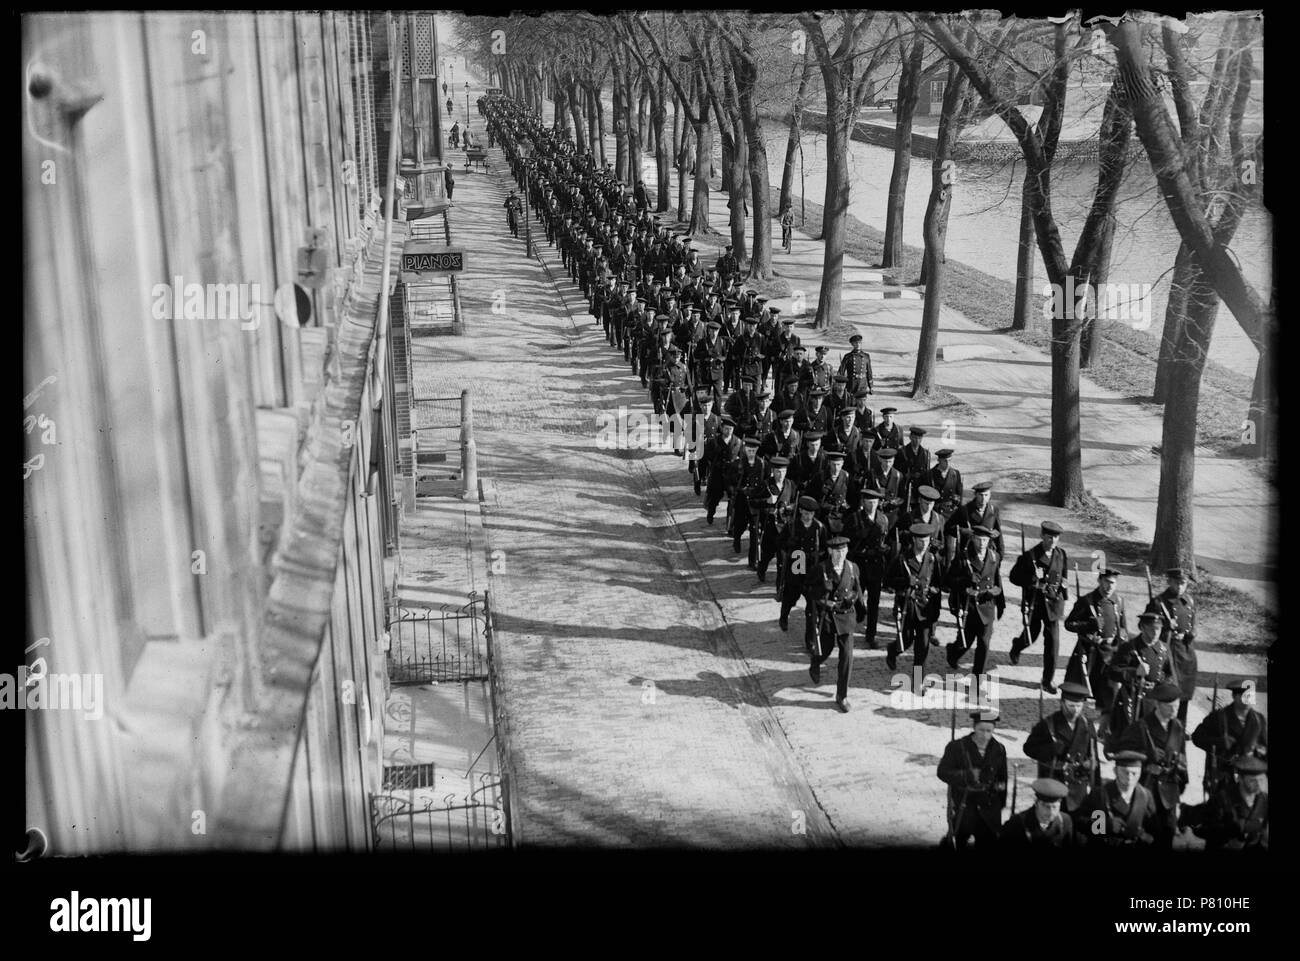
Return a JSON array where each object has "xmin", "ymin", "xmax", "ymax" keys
[{"xmin": 763, "ymin": 124, "xmax": 1270, "ymax": 380}]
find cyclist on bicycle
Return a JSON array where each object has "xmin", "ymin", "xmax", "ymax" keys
[{"xmin": 780, "ymin": 205, "xmax": 794, "ymax": 253}]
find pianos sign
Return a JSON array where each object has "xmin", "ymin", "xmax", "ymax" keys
[{"xmin": 400, "ymin": 242, "xmax": 465, "ymax": 283}]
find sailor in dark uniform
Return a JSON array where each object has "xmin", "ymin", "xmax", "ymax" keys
[
  {"xmin": 1000, "ymin": 778, "xmax": 1081, "ymax": 849},
  {"xmin": 851, "ymin": 388, "xmax": 875, "ymax": 438},
  {"xmin": 807, "ymin": 536, "xmax": 865, "ymax": 713},
  {"xmin": 894, "ymin": 427, "xmax": 931, "ymax": 512},
  {"xmin": 797, "ymin": 387, "xmax": 832, "ymax": 436},
  {"xmin": 871, "ymin": 406, "xmax": 905, "ymax": 455},
  {"xmin": 943, "ymin": 480, "xmax": 1002, "ymax": 558},
  {"xmin": 729, "ymin": 437, "xmax": 768, "ymax": 561},
  {"xmin": 938, "ymin": 709, "xmax": 1008, "ymax": 850},
  {"xmin": 1023, "ymin": 681, "xmax": 1097, "ymax": 813},
  {"xmin": 779, "ymin": 495, "xmax": 827, "ymax": 640},
  {"xmin": 1193, "ymin": 756, "xmax": 1268, "ymax": 851},
  {"xmin": 886, "ymin": 522, "xmax": 944, "ymax": 672},
  {"xmin": 755, "ymin": 456, "xmax": 798, "ymax": 584},
  {"xmin": 945, "ymin": 524, "xmax": 1005, "ymax": 681},
  {"xmin": 844, "ymin": 487, "xmax": 893, "ymax": 648},
  {"xmin": 1076, "ymin": 750, "xmax": 1159, "ymax": 848},
  {"xmin": 865, "ymin": 447, "xmax": 906, "ymax": 515},
  {"xmin": 1008, "ymin": 520, "xmax": 1070, "ymax": 692},
  {"xmin": 702, "ymin": 415, "xmax": 742, "ymax": 525},
  {"xmin": 929, "ymin": 448, "xmax": 963, "ymax": 518},
  {"xmin": 1146, "ymin": 567, "xmax": 1197, "ymax": 725},
  {"xmin": 1064, "ymin": 568, "xmax": 1128, "ymax": 716},
  {"xmin": 837, "ymin": 333, "xmax": 874, "ymax": 396},
  {"xmin": 1191, "ymin": 678, "xmax": 1267, "ymax": 796},
  {"xmin": 758, "ymin": 408, "xmax": 801, "ymax": 463},
  {"xmin": 1105, "ymin": 611, "xmax": 1177, "ymax": 736},
  {"xmin": 1114, "ymin": 682, "xmax": 1189, "ymax": 849}
]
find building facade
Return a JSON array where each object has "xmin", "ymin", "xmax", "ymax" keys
[{"xmin": 22, "ymin": 10, "xmax": 443, "ymax": 853}]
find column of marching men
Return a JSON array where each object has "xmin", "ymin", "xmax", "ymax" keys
[{"xmin": 479, "ymin": 93, "xmax": 1268, "ymax": 852}]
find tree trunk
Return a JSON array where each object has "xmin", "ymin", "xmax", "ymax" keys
[
  {"xmin": 673, "ymin": 87, "xmax": 682, "ymax": 159},
  {"xmin": 688, "ymin": 71, "xmax": 712, "ymax": 233},
  {"xmin": 585, "ymin": 86, "xmax": 599, "ymax": 158},
  {"xmin": 728, "ymin": 131, "xmax": 747, "ymax": 264},
  {"xmin": 594, "ymin": 87, "xmax": 607, "ymax": 167},
  {"xmin": 637, "ymin": 76, "xmax": 648, "ymax": 147},
  {"xmin": 883, "ymin": 37, "xmax": 923, "ymax": 269},
  {"xmin": 1078, "ymin": 211, "xmax": 1115, "ymax": 369},
  {"xmin": 566, "ymin": 81, "xmax": 586, "ymax": 153},
  {"xmin": 612, "ymin": 52, "xmax": 628, "ymax": 182},
  {"xmin": 1153, "ymin": 244, "xmax": 1193, "ymax": 403},
  {"xmin": 1010, "ymin": 175, "xmax": 1036, "ymax": 330},
  {"xmin": 553, "ymin": 79, "xmax": 566, "ymax": 136},
  {"xmin": 1113, "ymin": 21, "xmax": 1268, "ymax": 374},
  {"xmin": 625, "ymin": 65, "xmax": 643, "ymax": 186},
  {"xmin": 676, "ymin": 99, "xmax": 691, "ymax": 222},
  {"xmin": 720, "ymin": 133, "xmax": 733, "ymax": 196},
  {"xmin": 731, "ymin": 47, "xmax": 772, "ymax": 278},
  {"xmin": 779, "ymin": 49, "xmax": 813, "ymax": 218},
  {"xmin": 1150, "ymin": 266, "xmax": 1220, "ymax": 571},
  {"xmin": 1072, "ymin": 82, "xmax": 1132, "ymax": 368},
  {"xmin": 913, "ymin": 63, "xmax": 967, "ymax": 395},
  {"xmin": 813, "ymin": 80, "xmax": 850, "ymax": 330},
  {"xmin": 1247, "ymin": 344, "xmax": 1274, "ymax": 459},
  {"xmin": 653, "ymin": 68, "xmax": 670, "ymax": 211}
]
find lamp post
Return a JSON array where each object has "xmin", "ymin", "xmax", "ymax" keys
[{"xmin": 465, "ymin": 80, "xmax": 470, "ymax": 128}]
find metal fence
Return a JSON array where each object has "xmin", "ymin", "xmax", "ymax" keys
[
  {"xmin": 405, "ymin": 214, "xmax": 462, "ymax": 335},
  {"xmin": 411, "ymin": 393, "xmax": 464, "ymax": 481},
  {"xmin": 370, "ymin": 773, "xmax": 506, "ymax": 851},
  {"xmin": 387, "ymin": 592, "xmax": 487, "ymax": 684},
  {"xmin": 482, "ymin": 590, "xmax": 516, "ymax": 848}
]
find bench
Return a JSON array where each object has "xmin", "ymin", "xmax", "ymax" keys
[{"xmin": 464, "ymin": 148, "xmax": 488, "ymax": 173}]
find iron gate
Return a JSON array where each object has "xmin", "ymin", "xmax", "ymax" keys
[
  {"xmin": 387, "ymin": 592, "xmax": 486, "ymax": 683},
  {"xmin": 411, "ymin": 393, "xmax": 463, "ymax": 482},
  {"xmin": 371, "ymin": 773, "xmax": 506, "ymax": 851}
]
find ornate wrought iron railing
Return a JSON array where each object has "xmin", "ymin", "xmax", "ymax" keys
[
  {"xmin": 370, "ymin": 772, "xmax": 506, "ymax": 851},
  {"xmin": 387, "ymin": 591, "xmax": 486, "ymax": 684}
]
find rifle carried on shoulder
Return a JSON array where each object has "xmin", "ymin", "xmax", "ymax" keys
[
  {"xmin": 1018, "ymin": 522, "xmax": 1032, "ymax": 655},
  {"xmin": 1204, "ymin": 674, "xmax": 1220, "ymax": 801}
]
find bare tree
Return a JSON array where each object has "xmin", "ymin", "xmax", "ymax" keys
[
  {"xmin": 779, "ymin": 45, "xmax": 814, "ymax": 220},
  {"xmin": 1077, "ymin": 83, "xmax": 1132, "ymax": 367},
  {"xmin": 1109, "ymin": 16, "xmax": 1272, "ymax": 462},
  {"xmin": 1101, "ymin": 15, "xmax": 1262, "ymax": 570},
  {"xmin": 927, "ymin": 13, "xmax": 1124, "ymax": 507},
  {"xmin": 799, "ymin": 12, "xmax": 898, "ymax": 330},
  {"xmin": 709, "ymin": 13, "xmax": 776, "ymax": 279},
  {"xmin": 638, "ymin": 15, "xmax": 715, "ymax": 233},
  {"xmin": 911, "ymin": 41, "xmax": 978, "ymax": 396},
  {"xmin": 881, "ymin": 30, "xmax": 939, "ymax": 270},
  {"xmin": 691, "ymin": 25, "xmax": 748, "ymax": 261}
]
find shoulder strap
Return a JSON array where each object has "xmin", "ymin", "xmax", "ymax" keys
[
  {"xmin": 1126, "ymin": 787, "xmax": 1149, "ymax": 835},
  {"xmin": 1068, "ymin": 715, "xmax": 1090, "ymax": 756}
]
